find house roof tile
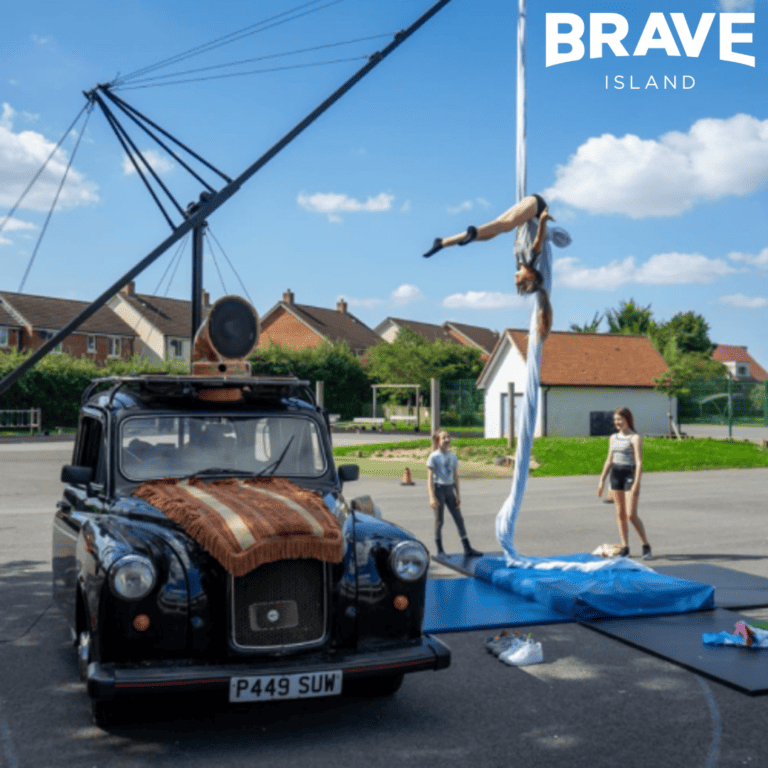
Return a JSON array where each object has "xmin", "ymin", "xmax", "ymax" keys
[
  {"xmin": 383, "ymin": 317, "xmax": 457, "ymax": 344},
  {"xmin": 712, "ymin": 345, "xmax": 768, "ymax": 381},
  {"xmin": 119, "ymin": 293, "xmax": 196, "ymax": 338},
  {"xmin": 481, "ymin": 329, "xmax": 668, "ymax": 388},
  {"xmin": 0, "ymin": 291, "xmax": 136, "ymax": 336},
  {"xmin": 445, "ymin": 321, "xmax": 500, "ymax": 354},
  {"xmin": 264, "ymin": 302, "xmax": 382, "ymax": 352}
]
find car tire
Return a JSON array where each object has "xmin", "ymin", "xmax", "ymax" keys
[
  {"xmin": 91, "ymin": 699, "xmax": 123, "ymax": 729},
  {"xmin": 345, "ymin": 673, "xmax": 405, "ymax": 698}
]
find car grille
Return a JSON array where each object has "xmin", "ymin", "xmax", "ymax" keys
[{"xmin": 230, "ymin": 559, "xmax": 327, "ymax": 651}]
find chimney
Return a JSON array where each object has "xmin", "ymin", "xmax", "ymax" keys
[
  {"xmin": 202, "ymin": 291, "xmax": 210, "ymax": 308},
  {"xmin": 120, "ymin": 281, "xmax": 135, "ymax": 297},
  {"xmin": 283, "ymin": 289, "xmax": 294, "ymax": 306},
  {"xmin": 337, "ymin": 298, "xmax": 347, "ymax": 314}
]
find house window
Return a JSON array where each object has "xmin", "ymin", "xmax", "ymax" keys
[
  {"xmin": 87, "ymin": 335, "xmax": 96, "ymax": 353},
  {"xmin": 737, "ymin": 364, "xmax": 749, "ymax": 377},
  {"xmin": 169, "ymin": 338, "xmax": 184, "ymax": 358},
  {"xmin": 39, "ymin": 330, "xmax": 62, "ymax": 353},
  {"xmin": 0, "ymin": 327, "xmax": 7, "ymax": 347},
  {"xmin": 108, "ymin": 337, "xmax": 121, "ymax": 358}
]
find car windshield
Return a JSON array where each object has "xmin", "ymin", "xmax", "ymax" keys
[{"xmin": 120, "ymin": 414, "xmax": 327, "ymax": 482}]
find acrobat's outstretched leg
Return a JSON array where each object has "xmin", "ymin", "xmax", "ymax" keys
[{"xmin": 423, "ymin": 194, "xmax": 546, "ymax": 257}]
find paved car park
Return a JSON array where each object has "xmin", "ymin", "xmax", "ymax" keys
[{"xmin": 1, "ymin": 439, "xmax": 767, "ymax": 767}]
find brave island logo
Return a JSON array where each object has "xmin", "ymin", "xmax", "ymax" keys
[{"xmin": 546, "ymin": 13, "xmax": 755, "ymax": 90}]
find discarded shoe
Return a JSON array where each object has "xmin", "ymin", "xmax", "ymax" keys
[
  {"xmin": 501, "ymin": 638, "xmax": 544, "ymax": 666},
  {"xmin": 489, "ymin": 632, "xmax": 524, "ymax": 657},
  {"xmin": 485, "ymin": 630, "xmax": 510, "ymax": 654}
]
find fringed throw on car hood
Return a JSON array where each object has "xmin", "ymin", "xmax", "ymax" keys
[{"xmin": 133, "ymin": 477, "xmax": 344, "ymax": 576}]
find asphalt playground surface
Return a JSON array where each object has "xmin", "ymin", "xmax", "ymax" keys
[{"xmin": 0, "ymin": 434, "xmax": 767, "ymax": 767}]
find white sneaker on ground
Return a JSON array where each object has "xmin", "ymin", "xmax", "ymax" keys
[{"xmin": 500, "ymin": 639, "xmax": 544, "ymax": 666}]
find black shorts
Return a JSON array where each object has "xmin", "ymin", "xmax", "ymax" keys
[{"xmin": 610, "ymin": 465, "xmax": 635, "ymax": 491}]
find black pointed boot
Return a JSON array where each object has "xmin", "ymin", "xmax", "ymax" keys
[{"xmin": 462, "ymin": 537, "xmax": 482, "ymax": 557}]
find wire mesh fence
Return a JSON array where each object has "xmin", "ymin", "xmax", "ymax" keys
[{"xmin": 680, "ymin": 379, "xmax": 768, "ymax": 432}]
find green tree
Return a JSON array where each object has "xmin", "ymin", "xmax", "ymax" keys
[
  {"xmin": 249, "ymin": 340, "xmax": 370, "ymax": 420},
  {"xmin": 569, "ymin": 312, "xmax": 603, "ymax": 333},
  {"xmin": 653, "ymin": 343, "xmax": 728, "ymax": 399},
  {"xmin": 605, "ymin": 299, "xmax": 656, "ymax": 335},
  {"xmin": 651, "ymin": 311, "xmax": 714, "ymax": 358},
  {"xmin": 363, "ymin": 327, "xmax": 483, "ymax": 402}
]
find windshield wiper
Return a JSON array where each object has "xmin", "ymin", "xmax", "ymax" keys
[
  {"xmin": 194, "ymin": 468, "xmax": 246, "ymax": 477},
  {"xmin": 255, "ymin": 436, "xmax": 295, "ymax": 477}
]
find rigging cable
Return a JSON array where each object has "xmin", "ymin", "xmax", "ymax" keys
[
  {"xmin": 116, "ymin": 55, "xmax": 370, "ymax": 90},
  {"xmin": 17, "ymin": 104, "xmax": 95, "ymax": 292},
  {"xmin": 0, "ymin": 102, "xmax": 90, "ymax": 239},
  {"xmin": 113, "ymin": 0, "xmax": 343, "ymax": 87},
  {"xmin": 204, "ymin": 231, "xmax": 229, "ymax": 298},
  {"xmin": 115, "ymin": 33, "xmax": 392, "ymax": 89},
  {"xmin": 206, "ymin": 228, "xmax": 254, "ymax": 306}
]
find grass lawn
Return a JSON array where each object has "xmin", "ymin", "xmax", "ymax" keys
[{"xmin": 333, "ymin": 436, "xmax": 768, "ymax": 480}]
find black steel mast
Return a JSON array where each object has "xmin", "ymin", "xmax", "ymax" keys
[{"xmin": 0, "ymin": 0, "xmax": 451, "ymax": 395}]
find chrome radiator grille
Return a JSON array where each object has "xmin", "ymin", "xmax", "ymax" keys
[{"xmin": 230, "ymin": 559, "xmax": 327, "ymax": 651}]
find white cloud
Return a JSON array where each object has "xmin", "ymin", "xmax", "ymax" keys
[
  {"xmin": 719, "ymin": 294, "xmax": 768, "ymax": 309},
  {"xmin": 399, "ymin": 200, "xmax": 411, "ymax": 213},
  {"xmin": 544, "ymin": 114, "xmax": 768, "ymax": 218},
  {"xmin": 345, "ymin": 296, "xmax": 385, "ymax": 309},
  {"xmin": 555, "ymin": 252, "xmax": 735, "ymax": 290},
  {"xmin": 31, "ymin": 34, "xmax": 51, "ymax": 46},
  {"xmin": 0, "ymin": 103, "xmax": 99, "ymax": 211},
  {"xmin": 718, "ymin": 0, "xmax": 754, "ymax": 10},
  {"xmin": 447, "ymin": 200, "xmax": 473, "ymax": 215},
  {"xmin": 729, "ymin": 247, "xmax": 768, "ymax": 269},
  {"xmin": 297, "ymin": 191, "xmax": 393, "ymax": 222},
  {"xmin": 442, "ymin": 291, "xmax": 529, "ymax": 309},
  {"xmin": 122, "ymin": 149, "xmax": 174, "ymax": 177},
  {"xmin": 391, "ymin": 284, "xmax": 424, "ymax": 305}
]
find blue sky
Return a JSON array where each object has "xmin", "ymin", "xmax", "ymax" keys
[{"xmin": 1, "ymin": 0, "xmax": 766, "ymax": 368}]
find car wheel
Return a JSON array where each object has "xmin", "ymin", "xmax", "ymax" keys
[
  {"xmin": 90, "ymin": 699, "xmax": 123, "ymax": 729},
  {"xmin": 345, "ymin": 673, "xmax": 405, "ymax": 698}
]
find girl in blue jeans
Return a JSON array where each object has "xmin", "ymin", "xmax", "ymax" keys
[{"xmin": 427, "ymin": 430, "xmax": 482, "ymax": 558}]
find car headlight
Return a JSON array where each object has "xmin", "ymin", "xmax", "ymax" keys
[
  {"xmin": 109, "ymin": 555, "xmax": 156, "ymax": 600},
  {"xmin": 389, "ymin": 541, "xmax": 429, "ymax": 582}
]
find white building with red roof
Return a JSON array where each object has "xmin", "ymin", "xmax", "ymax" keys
[
  {"xmin": 477, "ymin": 330, "xmax": 673, "ymax": 438},
  {"xmin": 711, "ymin": 345, "xmax": 768, "ymax": 382}
]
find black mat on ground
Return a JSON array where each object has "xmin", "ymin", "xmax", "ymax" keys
[
  {"xmin": 582, "ymin": 608, "xmax": 768, "ymax": 696},
  {"xmin": 433, "ymin": 551, "xmax": 489, "ymax": 577},
  {"xmin": 654, "ymin": 564, "xmax": 768, "ymax": 609}
]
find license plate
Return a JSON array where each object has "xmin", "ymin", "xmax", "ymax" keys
[{"xmin": 229, "ymin": 670, "xmax": 343, "ymax": 702}]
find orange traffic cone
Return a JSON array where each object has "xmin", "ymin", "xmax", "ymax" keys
[{"xmin": 401, "ymin": 467, "xmax": 415, "ymax": 486}]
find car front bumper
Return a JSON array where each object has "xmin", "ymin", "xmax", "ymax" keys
[{"xmin": 87, "ymin": 635, "xmax": 451, "ymax": 701}]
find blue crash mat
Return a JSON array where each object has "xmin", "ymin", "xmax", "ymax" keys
[
  {"xmin": 423, "ymin": 577, "xmax": 572, "ymax": 634},
  {"xmin": 436, "ymin": 553, "xmax": 714, "ymax": 621}
]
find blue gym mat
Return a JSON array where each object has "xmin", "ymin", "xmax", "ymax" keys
[
  {"xmin": 423, "ymin": 577, "xmax": 572, "ymax": 634},
  {"xmin": 435, "ymin": 552, "xmax": 715, "ymax": 621}
]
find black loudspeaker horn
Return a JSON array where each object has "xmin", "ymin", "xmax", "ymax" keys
[{"xmin": 192, "ymin": 295, "xmax": 259, "ymax": 377}]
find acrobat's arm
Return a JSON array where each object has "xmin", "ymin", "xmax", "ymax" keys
[{"xmin": 423, "ymin": 194, "xmax": 546, "ymax": 257}]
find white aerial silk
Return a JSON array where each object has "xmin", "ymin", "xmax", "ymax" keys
[{"xmin": 494, "ymin": 223, "xmax": 652, "ymax": 574}]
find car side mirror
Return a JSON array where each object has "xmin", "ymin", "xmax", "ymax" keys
[
  {"xmin": 338, "ymin": 464, "xmax": 359, "ymax": 483},
  {"xmin": 61, "ymin": 465, "xmax": 94, "ymax": 485}
]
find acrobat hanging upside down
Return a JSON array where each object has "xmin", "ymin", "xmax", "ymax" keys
[{"xmin": 423, "ymin": 194, "xmax": 570, "ymax": 341}]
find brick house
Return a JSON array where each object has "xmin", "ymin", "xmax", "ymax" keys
[
  {"xmin": 711, "ymin": 345, "xmax": 768, "ymax": 382},
  {"xmin": 477, "ymin": 330, "xmax": 672, "ymax": 438},
  {"xmin": 108, "ymin": 282, "xmax": 209, "ymax": 363},
  {"xmin": 258, "ymin": 290, "xmax": 381, "ymax": 354},
  {"xmin": 0, "ymin": 290, "xmax": 136, "ymax": 365},
  {"xmin": 375, "ymin": 317, "xmax": 499, "ymax": 359}
]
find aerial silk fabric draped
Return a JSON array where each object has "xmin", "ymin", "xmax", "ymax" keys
[{"xmin": 494, "ymin": 221, "xmax": 653, "ymax": 575}]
